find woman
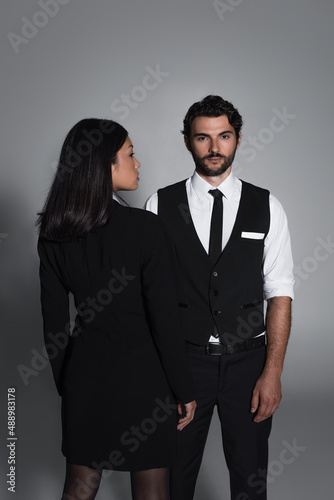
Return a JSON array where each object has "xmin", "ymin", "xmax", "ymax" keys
[{"xmin": 37, "ymin": 118, "xmax": 196, "ymax": 500}]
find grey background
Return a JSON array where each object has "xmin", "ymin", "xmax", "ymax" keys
[{"xmin": 1, "ymin": 0, "xmax": 333, "ymax": 498}]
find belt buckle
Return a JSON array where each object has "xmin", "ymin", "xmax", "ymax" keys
[{"xmin": 206, "ymin": 343, "xmax": 222, "ymax": 355}]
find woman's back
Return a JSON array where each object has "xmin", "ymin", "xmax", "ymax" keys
[
  {"xmin": 40, "ymin": 203, "xmax": 155, "ymax": 335},
  {"xmin": 37, "ymin": 119, "xmax": 195, "ymax": 497}
]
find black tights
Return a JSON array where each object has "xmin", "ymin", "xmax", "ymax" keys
[
  {"xmin": 130, "ymin": 467, "xmax": 169, "ymax": 500},
  {"xmin": 62, "ymin": 462, "xmax": 169, "ymax": 500}
]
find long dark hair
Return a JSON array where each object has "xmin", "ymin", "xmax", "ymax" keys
[{"xmin": 37, "ymin": 119, "xmax": 128, "ymax": 241}]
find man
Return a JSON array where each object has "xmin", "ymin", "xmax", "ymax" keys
[{"xmin": 146, "ymin": 95, "xmax": 294, "ymax": 500}]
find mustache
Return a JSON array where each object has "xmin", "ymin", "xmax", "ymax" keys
[{"xmin": 203, "ymin": 153, "xmax": 226, "ymax": 160}]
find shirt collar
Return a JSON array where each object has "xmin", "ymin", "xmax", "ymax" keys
[
  {"xmin": 112, "ymin": 191, "xmax": 128, "ymax": 206},
  {"xmin": 191, "ymin": 170, "xmax": 237, "ymax": 200}
]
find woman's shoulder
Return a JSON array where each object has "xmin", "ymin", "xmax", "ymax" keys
[
  {"xmin": 115, "ymin": 203, "xmax": 161, "ymax": 227},
  {"xmin": 37, "ymin": 204, "xmax": 163, "ymax": 248},
  {"xmin": 113, "ymin": 204, "xmax": 166, "ymax": 246}
]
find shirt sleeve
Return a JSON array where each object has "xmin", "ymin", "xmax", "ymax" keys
[
  {"xmin": 37, "ymin": 238, "xmax": 71, "ymax": 395},
  {"xmin": 263, "ymin": 195, "xmax": 294, "ymax": 300},
  {"xmin": 140, "ymin": 212, "xmax": 195, "ymax": 404},
  {"xmin": 145, "ymin": 192, "xmax": 158, "ymax": 214}
]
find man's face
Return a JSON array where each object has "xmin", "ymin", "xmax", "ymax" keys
[{"xmin": 185, "ymin": 115, "xmax": 240, "ymax": 178}]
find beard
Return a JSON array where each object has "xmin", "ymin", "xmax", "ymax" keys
[{"xmin": 191, "ymin": 148, "xmax": 237, "ymax": 177}]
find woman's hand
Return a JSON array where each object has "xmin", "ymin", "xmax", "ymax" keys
[{"xmin": 177, "ymin": 400, "xmax": 197, "ymax": 431}]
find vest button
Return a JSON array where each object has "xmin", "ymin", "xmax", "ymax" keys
[
  {"xmin": 214, "ymin": 310, "xmax": 222, "ymax": 315},
  {"xmin": 213, "ymin": 271, "xmax": 218, "ymax": 277},
  {"xmin": 213, "ymin": 291, "xmax": 219, "ymax": 296}
]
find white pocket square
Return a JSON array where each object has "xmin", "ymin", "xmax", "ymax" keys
[{"xmin": 241, "ymin": 231, "xmax": 265, "ymax": 240}]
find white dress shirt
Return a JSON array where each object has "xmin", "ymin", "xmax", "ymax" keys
[
  {"xmin": 113, "ymin": 191, "xmax": 128, "ymax": 205},
  {"xmin": 146, "ymin": 171, "xmax": 294, "ymax": 342}
]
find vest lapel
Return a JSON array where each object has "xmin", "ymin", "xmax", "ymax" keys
[
  {"xmin": 180, "ymin": 182, "xmax": 212, "ymax": 266},
  {"xmin": 213, "ymin": 181, "xmax": 245, "ymax": 265}
]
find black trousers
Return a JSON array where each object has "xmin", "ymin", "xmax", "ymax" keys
[{"xmin": 170, "ymin": 345, "xmax": 272, "ymax": 500}]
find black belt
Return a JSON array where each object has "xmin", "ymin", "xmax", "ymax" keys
[{"xmin": 186, "ymin": 336, "xmax": 265, "ymax": 355}]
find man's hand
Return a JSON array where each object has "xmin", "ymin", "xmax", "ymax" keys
[
  {"xmin": 250, "ymin": 295, "xmax": 291, "ymax": 423},
  {"xmin": 251, "ymin": 370, "xmax": 282, "ymax": 423},
  {"xmin": 177, "ymin": 400, "xmax": 197, "ymax": 431}
]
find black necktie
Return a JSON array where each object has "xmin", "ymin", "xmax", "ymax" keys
[{"xmin": 208, "ymin": 189, "xmax": 223, "ymax": 264}]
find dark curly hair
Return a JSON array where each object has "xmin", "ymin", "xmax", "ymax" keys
[{"xmin": 182, "ymin": 95, "xmax": 243, "ymax": 140}]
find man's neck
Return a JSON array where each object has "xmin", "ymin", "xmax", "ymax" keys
[{"xmin": 195, "ymin": 167, "xmax": 232, "ymax": 187}]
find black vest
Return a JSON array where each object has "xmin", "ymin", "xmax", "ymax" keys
[{"xmin": 158, "ymin": 179, "xmax": 270, "ymax": 345}]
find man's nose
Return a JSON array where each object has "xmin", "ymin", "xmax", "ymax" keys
[{"xmin": 210, "ymin": 139, "xmax": 220, "ymax": 154}]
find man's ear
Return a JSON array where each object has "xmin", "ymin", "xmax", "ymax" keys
[
  {"xmin": 184, "ymin": 135, "xmax": 191, "ymax": 152},
  {"xmin": 236, "ymin": 133, "xmax": 241, "ymax": 149}
]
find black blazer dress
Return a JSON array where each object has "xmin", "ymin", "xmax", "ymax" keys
[{"xmin": 38, "ymin": 202, "xmax": 195, "ymax": 471}]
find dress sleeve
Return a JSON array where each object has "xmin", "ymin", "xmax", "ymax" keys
[
  {"xmin": 37, "ymin": 237, "xmax": 71, "ymax": 395},
  {"xmin": 140, "ymin": 212, "xmax": 195, "ymax": 404}
]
